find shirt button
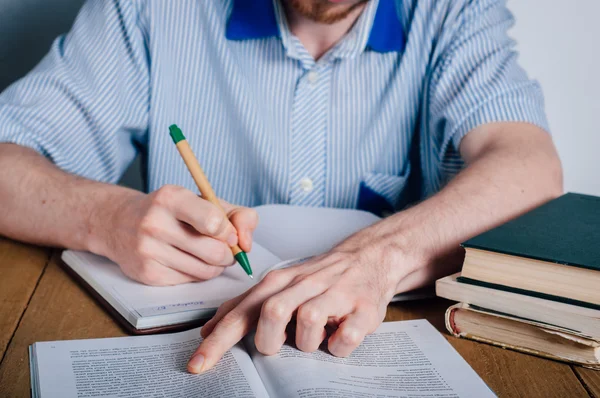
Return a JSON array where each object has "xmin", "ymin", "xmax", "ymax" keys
[
  {"xmin": 307, "ymin": 71, "xmax": 318, "ymax": 84},
  {"xmin": 300, "ymin": 178, "xmax": 314, "ymax": 192}
]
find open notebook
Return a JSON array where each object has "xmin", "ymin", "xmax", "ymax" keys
[
  {"xmin": 29, "ymin": 319, "xmax": 495, "ymax": 398},
  {"xmin": 61, "ymin": 205, "xmax": 435, "ymax": 333}
]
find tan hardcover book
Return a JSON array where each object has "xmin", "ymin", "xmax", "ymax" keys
[{"xmin": 445, "ymin": 303, "xmax": 600, "ymax": 369}]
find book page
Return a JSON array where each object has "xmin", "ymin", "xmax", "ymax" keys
[
  {"xmin": 31, "ymin": 328, "xmax": 269, "ymax": 398},
  {"xmin": 253, "ymin": 205, "xmax": 380, "ymax": 260},
  {"xmin": 246, "ymin": 320, "xmax": 495, "ymax": 398}
]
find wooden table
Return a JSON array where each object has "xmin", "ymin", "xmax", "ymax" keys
[{"xmin": 0, "ymin": 237, "xmax": 598, "ymax": 398}]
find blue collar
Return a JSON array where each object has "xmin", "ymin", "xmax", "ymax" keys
[{"xmin": 226, "ymin": 0, "xmax": 405, "ymax": 53}]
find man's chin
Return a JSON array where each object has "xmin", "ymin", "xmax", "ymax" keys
[{"xmin": 287, "ymin": 0, "xmax": 368, "ymax": 24}]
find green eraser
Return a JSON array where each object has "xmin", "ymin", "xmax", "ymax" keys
[{"xmin": 169, "ymin": 124, "xmax": 186, "ymax": 144}]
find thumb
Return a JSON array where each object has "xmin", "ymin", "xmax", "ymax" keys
[{"xmin": 221, "ymin": 201, "xmax": 258, "ymax": 252}]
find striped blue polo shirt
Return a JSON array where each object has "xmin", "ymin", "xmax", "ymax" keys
[{"xmin": 0, "ymin": 0, "xmax": 548, "ymax": 215}]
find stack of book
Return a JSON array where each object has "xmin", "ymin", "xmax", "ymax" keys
[{"xmin": 436, "ymin": 193, "xmax": 600, "ymax": 369}]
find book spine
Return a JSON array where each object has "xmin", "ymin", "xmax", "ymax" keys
[{"xmin": 444, "ymin": 303, "xmax": 462, "ymax": 337}]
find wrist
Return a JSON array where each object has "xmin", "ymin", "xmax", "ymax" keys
[
  {"xmin": 371, "ymin": 213, "xmax": 440, "ymax": 293},
  {"xmin": 83, "ymin": 183, "xmax": 142, "ymax": 257}
]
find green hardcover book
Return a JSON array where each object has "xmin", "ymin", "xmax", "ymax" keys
[{"xmin": 457, "ymin": 193, "xmax": 600, "ymax": 308}]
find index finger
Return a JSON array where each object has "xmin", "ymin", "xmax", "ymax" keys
[
  {"xmin": 225, "ymin": 205, "xmax": 258, "ymax": 253},
  {"xmin": 188, "ymin": 276, "xmax": 292, "ymax": 373},
  {"xmin": 162, "ymin": 188, "xmax": 236, "ymax": 242}
]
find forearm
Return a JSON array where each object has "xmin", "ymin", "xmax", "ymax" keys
[
  {"xmin": 194, "ymin": 124, "xmax": 564, "ymax": 367},
  {"xmin": 374, "ymin": 124, "xmax": 563, "ymax": 292},
  {"xmin": 0, "ymin": 144, "xmax": 140, "ymax": 252}
]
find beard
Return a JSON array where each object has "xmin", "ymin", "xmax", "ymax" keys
[{"xmin": 286, "ymin": 0, "xmax": 369, "ymax": 24}]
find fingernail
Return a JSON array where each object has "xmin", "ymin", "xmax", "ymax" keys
[
  {"xmin": 188, "ymin": 354, "xmax": 205, "ymax": 373},
  {"xmin": 227, "ymin": 233, "xmax": 238, "ymax": 246}
]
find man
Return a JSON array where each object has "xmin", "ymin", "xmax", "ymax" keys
[{"xmin": 0, "ymin": 0, "xmax": 562, "ymax": 375}]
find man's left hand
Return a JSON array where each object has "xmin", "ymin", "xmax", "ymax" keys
[{"xmin": 187, "ymin": 223, "xmax": 418, "ymax": 373}]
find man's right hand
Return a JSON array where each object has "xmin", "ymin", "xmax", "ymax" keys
[{"xmin": 93, "ymin": 185, "xmax": 257, "ymax": 286}]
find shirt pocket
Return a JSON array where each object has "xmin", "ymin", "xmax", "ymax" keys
[{"xmin": 357, "ymin": 168, "xmax": 411, "ymax": 217}]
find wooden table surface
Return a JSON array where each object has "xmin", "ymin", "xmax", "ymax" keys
[{"xmin": 0, "ymin": 237, "xmax": 598, "ymax": 398}]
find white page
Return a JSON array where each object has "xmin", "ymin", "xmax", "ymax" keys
[
  {"xmin": 246, "ymin": 320, "xmax": 495, "ymax": 398},
  {"xmin": 63, "ymin": 242, "xmax": 281, "ymax": 321},
  {"xmin": 32, "ymin": 328, "xmax": 269, "ymax": 398},
  {"xmin": 253, "ymin": 205, "xmax": 380, "ymax": 260}
]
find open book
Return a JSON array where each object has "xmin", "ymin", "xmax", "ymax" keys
[
  {"xmin": 61, "ymin": 205, "xmax": 435, "ymax": 333},
  {"xmin": 29, "ymin": 319, "xmax": 495, "ymax": 397}
]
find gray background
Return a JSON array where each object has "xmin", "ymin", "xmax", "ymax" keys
[
  {"xmin": 0, "ymin": 0, "xmax": 143, "ymax": 190},
  {"xmin": 1, "ymin": 0, "xmax": 597, "ymax": 195}
]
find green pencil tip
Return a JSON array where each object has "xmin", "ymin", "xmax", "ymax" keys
[
  {"xmin": 234, "ymin": 252, "xmax": 253, "ymax": 278},
  {"xmin": 169, "ymin": 124, "xmax": 186, "ymax": 144}
]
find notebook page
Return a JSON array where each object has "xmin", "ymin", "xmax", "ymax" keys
[
  {"xmin": 253, "ymin": 205, "xmax": 380, "ymax": 260},
  {"xmin": 31, "ymin": 328, "xmax": 269, "ymax": 398},
  {"xmin": 63, "ymin": 242, "xmax": 281, "ymax": 320},
  {"xmin": 246, "ymin": 320, "xmax": 495, "ymax": 398}
]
